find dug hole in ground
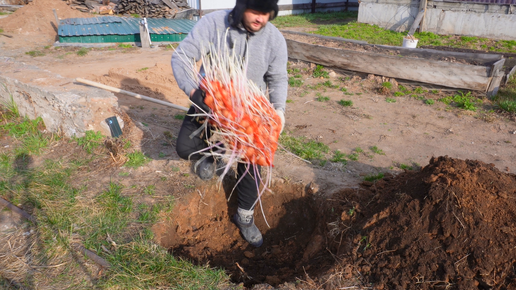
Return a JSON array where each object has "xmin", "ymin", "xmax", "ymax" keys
[{"xmin": 1, "ymin": 1, "xmax": 516, "ymax": 289}]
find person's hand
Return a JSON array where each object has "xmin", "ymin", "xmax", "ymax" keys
[
  {"xmin": 275, "ymin": 109, "xmax": 285, "ymax": 134},
  {"xmin": 190, "ymin": 89, "xmax": 211, "ymax": 113}
]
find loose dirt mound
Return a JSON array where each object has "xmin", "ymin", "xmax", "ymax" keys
[
  {"xmin": 331, "ymin": 156, "xmax": 516, "ymax": 289},
  {"xmin": 0, "ymin": 0, "xmax": 89, "ymax": 36}
]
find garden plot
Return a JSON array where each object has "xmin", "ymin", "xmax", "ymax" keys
[{"xmin": 282, "ymin": 31, "xmax": 506, "ymax": 96}]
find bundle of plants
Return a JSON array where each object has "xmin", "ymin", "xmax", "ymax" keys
[{"xmin": 176, "ymin": 32, "xmax": 283, "ymax": 202}]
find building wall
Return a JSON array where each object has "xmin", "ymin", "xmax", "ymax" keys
[
  {"xmin": 187, "ymin": 0, "xmax": 358, "ymax": 16},
  {"xmin": 358, "ymin": 0, "xmax": 516, "ymax": 40}
]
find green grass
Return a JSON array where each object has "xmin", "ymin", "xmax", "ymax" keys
[
  {"xmin": 338, "ymin": 99, "xmax": 353, "ymax": 107},
  {"xmin": 0, "ymin": 111, "xmax": 229, "ymax": 289},
  {"xmin": 493, "ymin": 74, "xmax": 516, "ymax": 113},
  {"xmin": 386, "ymin": 97, "xmax": 396, "ymax": 103},
  {"xmin": 271, "ymin": 11, "xmax": 358, "ymax": 29},
  {"xmin": 312, "ymin": 65, "xmax": 329, "ymax": 78},
  {"xmin": 119, "ymin": 43, "xmax": 133, "ymax": 48},
  {"xmin": 425, "ymin": 99, "xmax": 435, "ymax": 105},
  {"xmin": 316, "ymin": 93, "xmax": 330, "ymax": 102},
  {"xmin": 76, "ymin": 47, "xmax": 89, "ymax": 56},
  {"xmin": 288, "ymin": 77, "xmax": 303, "ymax": 87},
  {"xmin": 364, "ymin": 172, "xmax": 385, "ymax": 182},
  {"xmin": 381, "ymin": 82, "xmax": 393, "ymax": 90},
  {"xmin": 0, "ymin": 12, "xmax": 9, "ymax": 16},
  {"xmin": 311, "ymin": 21, "xmax": 516, "ymax": 53},
  {"xmin": 174, "ymin": 114, "xmax": 186, "ymax": 120},
  {"xmin": 394, "ymin": 91, "xmax": 405, "ymax": 97},
  {"xmin": 330, "ymin": 150, "xmax": 347, "ymax": 165},
  {"xmin": 280, "ymin": 135, "xmax": 329, "ymax": 162},
  {"xmin": 74, "ymin": 130, "xmax": 104, "ymax": 154},
  {"xmin": 439, "ymin": 91, "xmax": 482, "ymax": 111},
  {"xmin": 370, "ymin": 146, "xmax": 385, "ymax": 155},
  {"xmin": 322, "ymin": 80, "xmax": 339, "ymax": 89},
  {"xmin": 25, "ymin": 50, "xmax": 45, "ymax": 57},
  {"xmin": 125, "ymin": 151, "xmax": 150, "ymax": 168},
  {"xmin": 0, "ymin": 84, "xmax": 20, "ymax": 118},
  {"xmin": 413, "ymin": 87, "xmax": 427, "ymax": 94},
  {"xmin": 398, "ymin": 163, "xmax": 414, "ymax": 170},
  {"xmin": 137, "ymin": 67, "xmax": 149, "ymax": 71}
]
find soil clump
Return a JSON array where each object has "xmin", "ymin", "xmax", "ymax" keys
[{"xmin": 329, "ymin": 156, "xmax": 516, "ymax": 289}]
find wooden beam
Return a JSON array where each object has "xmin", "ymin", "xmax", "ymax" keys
[
  {"xmin": 489, "ymin": 58, "xmax": 505, "ymax": 78},
  {"xmin": 418, "ymin": 0, "xmax": 427, "ymax": 32},
  {"xmin": 408, "ymin": 10, "xmax": 425, "ymax": 36},
  {"xmin": 286, "ymin": 39, "xmax": 492, "ymax": 91},
  {"xmin": 487, "ymin": 58, "xmax": 506, "ymax": 97}
]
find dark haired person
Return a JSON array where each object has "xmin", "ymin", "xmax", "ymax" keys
[{"xmin": 171, "ymin": 0, "xmax": 288, "ymax": 247}]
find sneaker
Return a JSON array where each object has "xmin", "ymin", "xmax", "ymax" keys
[
  {"xmin": 194, "ymin": 157, "xmax": 215, "ymax": 180},
  {"xmin": 233, "ymin": 210, "xmax": 263, "ymax": 247}
]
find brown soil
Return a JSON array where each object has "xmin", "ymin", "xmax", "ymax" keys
[
  {"xmin": 153, "ymin": 156, "xmax": 516, "ymax": 289},
  {"xmin": 0, "ymin": 0, "xmax": 90, "ymax": 46},
  {"xmin": 326, "ymin": 156, "xmax": 516, "ymax": 289}
]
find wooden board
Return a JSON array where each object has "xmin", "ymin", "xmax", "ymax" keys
[
  {"xmin": 286, "ymin": 39, "xmax": 492, "ymax": 91},
  {"xmin": 282, "ymin": 31, "xmax": 503, "ymax": 65},
  {"xmin": 486, "ymin": 59, "xmax": 506, "ymax": 97},
  {"xmin": 408, "ymin": 10, "xmax": 425, "ymax": 36}
]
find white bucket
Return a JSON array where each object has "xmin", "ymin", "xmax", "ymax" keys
[{"xmin": 402, "ymin": 37, "xmax": 419, "ymax": 48}]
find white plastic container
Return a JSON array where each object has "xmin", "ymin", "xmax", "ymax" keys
[{"xmin": 402, "ymin": 37, "xmax": 419, "ymax": 48}]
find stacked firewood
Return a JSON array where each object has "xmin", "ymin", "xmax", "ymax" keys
[
  {"xmin": 116, "ymin": 0, "xmax": 191, "ymax": 18},
  {"xmin": 63, "ymin": 0, "xmax": 192, "ymax": 18}
]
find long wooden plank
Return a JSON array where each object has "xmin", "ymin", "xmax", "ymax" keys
[
  {"xmin": 286, "ymin": 39, "xmax": 490, "ymax": 91},
  {"xmin": 281, "ymin": 30, "xmax": 502, "ymax": 64}
]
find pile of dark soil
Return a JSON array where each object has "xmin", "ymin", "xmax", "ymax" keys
[{"xmin": 330, "ymin": 156, "xmax": 516, "ymax": 290}]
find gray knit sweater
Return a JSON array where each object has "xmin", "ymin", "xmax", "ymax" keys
[{"xmin": 171, "ymin": 10, "xmax": 288, "ymax": 112}]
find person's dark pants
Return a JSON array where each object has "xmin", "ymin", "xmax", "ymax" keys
[{"xmin": 176, "ymin": 106, "xmax": 260, "ymax": 211}]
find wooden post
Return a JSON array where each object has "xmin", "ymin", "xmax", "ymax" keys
[
  {"xmin": 75, "ymin": 78, "xmax": 189, "ymax": 112},
  {"xmin": 418, "ymin": 0, "xmax": 427, "ymax": 32},
  {"xmin": 408, "ymin": 10, "xmax": 425, "ymax": 36},
  {"xmin": 312, "ymin": 0, "xmax": 316, "ymax": 13},
  {"xmin": 52, "ymin": 9, "xmax": 59, "ymax": 28},
  {"xmin": 139, "ymin": 18, "xmax": 152, "ymax": 49}
]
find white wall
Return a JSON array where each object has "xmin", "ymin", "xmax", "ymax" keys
[
  {"xmin": 357, "ymin": 0, "xmax": 516, "ymax": 40},
  {"xmin": 188, "ymin": 0, "xmax": 356, "ymax": 15}
]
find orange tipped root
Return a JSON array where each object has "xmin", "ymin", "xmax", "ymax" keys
[{"xmin": 200, "ymin": 79, "xmax": 281, "ymax": 167}]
